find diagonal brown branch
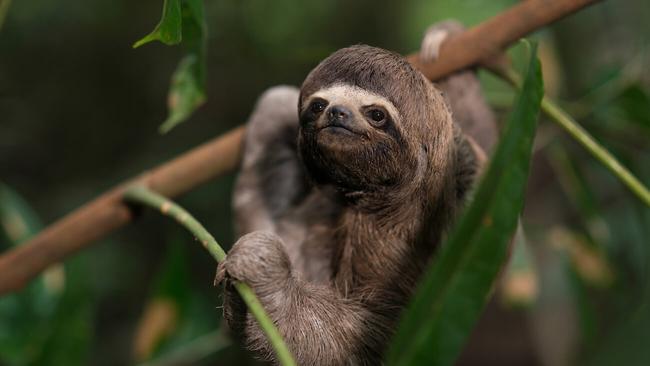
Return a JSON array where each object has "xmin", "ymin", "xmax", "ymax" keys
[
  {"xmin": 0, "ymin": 0, "xmax": 602, "ymax": 295},
  {"xmin": 405, "ymin": 0, "xmax": 601, "ymax": 79},
  {"xmin": 0, "ymin": 127, "xmax": 245, "ymax": 294}
]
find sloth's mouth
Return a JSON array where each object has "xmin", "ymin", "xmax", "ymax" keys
[
  {"xmin": 318, "ymin": 121, "xmax": 363, "ymax": 136},
  {"xmin": 321, "ymin": 125, "xmax": 356, "ymax": 135}
]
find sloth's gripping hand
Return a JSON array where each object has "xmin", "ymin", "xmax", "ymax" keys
[
  {"xmin": 216, "ymin": 231, "xmax": 386, "ymax": 366},
  {"xmin": 215, "ymin": 232, "xmax": 292, "ymax": 346},
  {"xmin": 420, "ymin": 20, "xmax": 498, "ymax": 153},
  {"xmin": 420, "ymin": 20, "xmax": 465, "ymax": 63},
  {"xmin": 216, "ymin": 232, "xmax": 292, "ymax": 290}
]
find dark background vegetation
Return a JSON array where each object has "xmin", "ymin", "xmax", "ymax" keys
[{"xmin": 1, "ymin": 0, "xmax": 649, "ymax": 365}]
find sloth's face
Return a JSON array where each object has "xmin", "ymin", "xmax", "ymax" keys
[
  {"xmin": 299, "ymin": 84, "xmax": 401, "ymax": 140},
  {"xmin": 298, "ymin": 83, "xmax": 415, "ymax": 193}
]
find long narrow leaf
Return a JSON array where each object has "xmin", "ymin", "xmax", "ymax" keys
[{"xmin": 387, "ymin": 41, "xmax": 543, "ymax": 366}]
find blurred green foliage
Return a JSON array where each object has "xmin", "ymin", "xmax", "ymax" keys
[
  {"xmin": 0, "ymin": 183, "xmax": 93, "ymax": 366},
  {"xmin": 1, "ymin": 0, "xmax": 649, "ymax": 365},
  {"xmin": 134, "ymin": 235, "xmax": 226, "ymax": 364}
]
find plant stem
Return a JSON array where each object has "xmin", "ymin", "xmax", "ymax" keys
[
  {"xmin": 123, "ymin": 185, "xmax": 297, "ymax": 366},
  {"xmin": 541, "ymin": 99, "xmax": 650, "ymax": 206},
  {"xmin": 498, "ymin": 68, "xmax": 650, "ymax": 207}
]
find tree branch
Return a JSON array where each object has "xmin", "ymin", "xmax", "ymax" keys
[
  {"xmin": 0, "ymin": 127, "xmax": 244, "ymax": 294},
  {"xmin": 0, "ymin": 0, "xmax": 602, "ymax": 295},
  {"xmin": 405, "ymin": 0, "xmax": 601, "ymax": 79}
]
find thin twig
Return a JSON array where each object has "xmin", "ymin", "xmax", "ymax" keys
[
  {"xmin": 123, "ymin": 185, "xmax": 297, "ymax": 366},
  {"xmin": 541, "ymin": 98, "xmax": 650, "ymax": 206}
]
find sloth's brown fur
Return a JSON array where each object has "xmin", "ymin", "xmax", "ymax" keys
[{"xmin": 216, "ymin": 43, "xmax": 493, "ymax": 365}]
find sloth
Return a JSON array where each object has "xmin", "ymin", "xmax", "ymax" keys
[{"xmin": 216, "ymin": 22, "xmax": 496, "ymax": 365}]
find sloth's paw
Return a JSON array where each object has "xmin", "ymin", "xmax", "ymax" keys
[
  {"xmin": 420, "ymin": 20, "xmax": 465, "ymax": 63},
  {"xmin": 216, "ymin": 231, "xmax": 292, "ymax": 288}
]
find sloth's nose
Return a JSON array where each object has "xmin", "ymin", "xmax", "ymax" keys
[{"xmin": 327, "ymin": 105, "xmax": 352, "ymax": 122}]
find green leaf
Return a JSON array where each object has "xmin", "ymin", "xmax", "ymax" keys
[
  {"xmin": 387, "ymin": 41, "xmax": 543, "ymax": 366},
  {"xmin": 184, "ymin": 0, "xmax": 206, "ymax": 35},
  {"xmin": 159, "ymin": 54, "xmax": 206, "ymax": 134},
  {"xmin": 133, "ymin": 0, "xmax": 183, "ymax": 48},
  {"xmin": 158, "ymin": 0, "xmax": 207, "ymax": 133}
]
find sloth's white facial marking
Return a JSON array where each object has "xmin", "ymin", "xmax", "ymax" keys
[{"xmin": 306, "ymin": 83, "xmax": 401, "ymax": 125}]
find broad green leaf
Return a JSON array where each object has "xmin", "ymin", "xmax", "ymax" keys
[
  {"xmin": 133, "ymin": 0, "xmax": 183, "ymax": 48},
  {"xmin": 158, "ymin": 0, "xmax": 207, "ymax": 133},
  {"xmin": 387, "ymin": 42, "xmax": 543, "ymax": 366}
]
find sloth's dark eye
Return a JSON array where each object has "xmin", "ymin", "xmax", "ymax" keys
[
  {"xmin": 369, "ymin": 109, "xmax": 386, "ymax": 124},
  {"xmin": 310, "ymin": 100, "xmax": 327, "ymax": 114}
]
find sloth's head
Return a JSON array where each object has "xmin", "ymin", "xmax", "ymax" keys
[{"xmin": 298, "ymin": 45, "xmax": 455, "ymax": 201}]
